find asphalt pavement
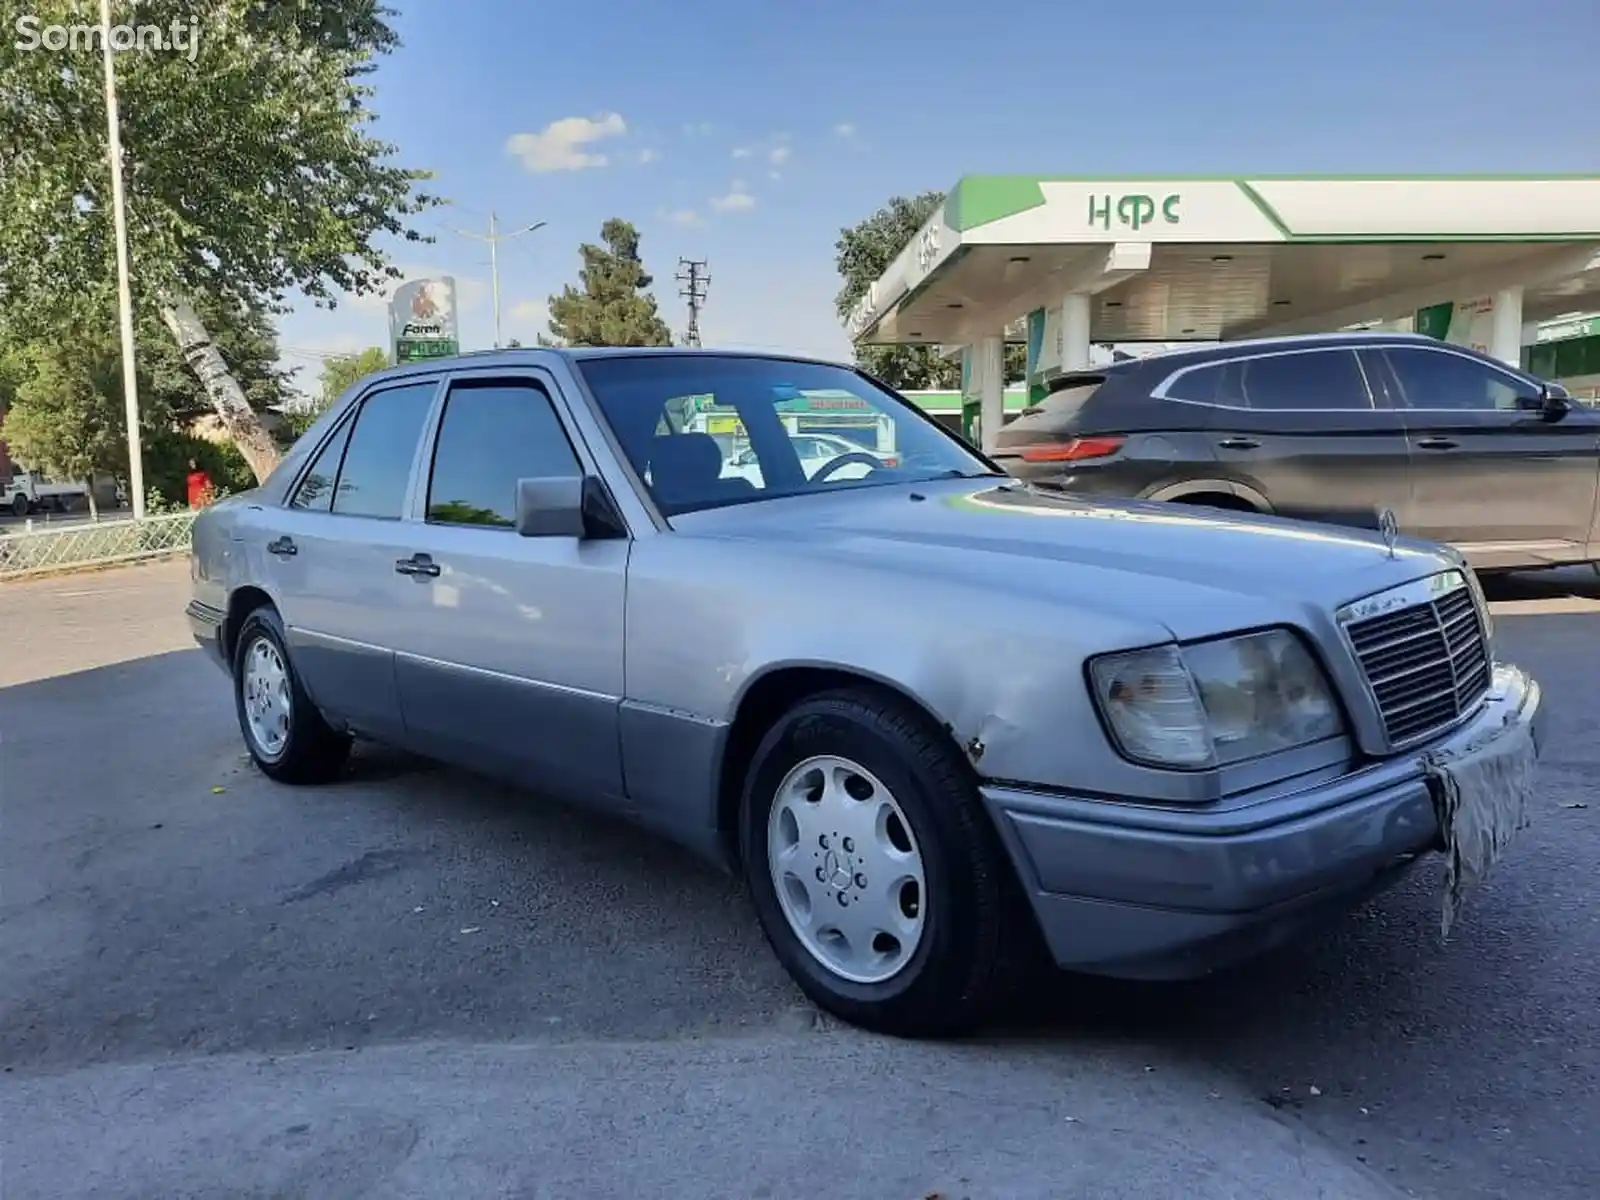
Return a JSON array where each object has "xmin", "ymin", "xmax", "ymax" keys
[{"xmin": 2, "ymin": 560, "xmax": 1597, "ymax": 1199}]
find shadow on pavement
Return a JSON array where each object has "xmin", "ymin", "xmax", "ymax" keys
[
  {"xmin": 5, "ymin": 626, "xmax": 1596, "ymax": 1200},
  {"xmin": 1480, "ymin": 564, "xmax": 1600, "ymax": 602}
]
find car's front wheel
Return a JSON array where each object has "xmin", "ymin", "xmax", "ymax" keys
[
  {"xmin": 739, "ymin": 688, "xmax": 1032, "ymax": 1038},
  {"xmin": 232, "ymin": 605, "xmax": 351, "ymax": 785}
]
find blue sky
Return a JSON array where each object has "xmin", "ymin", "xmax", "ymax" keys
[{"xmin": 276, "ymin": 0, "xmax": 1599, "ymax": 390}]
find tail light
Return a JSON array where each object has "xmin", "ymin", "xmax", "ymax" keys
[
  {"xmin": 1018, "ymin": 436, "xmax": 1125, "ymax": 464},
  {"xmin": 881, "ymin": 455, "xmax": 900, "ymax": 468}
]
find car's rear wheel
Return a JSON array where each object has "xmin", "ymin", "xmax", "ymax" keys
[
  {"xmin": 232, "ymin": 605, "xmax": 350, "ymax": 785},
  {"xmin": 739, "ymin": 688, "xmax": 1031, "ymax": 1038}
]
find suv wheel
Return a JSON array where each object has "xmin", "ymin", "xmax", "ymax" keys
[{"xmin": 739, "ymin": 688, "xmax": 1032, "ymax": 1037}]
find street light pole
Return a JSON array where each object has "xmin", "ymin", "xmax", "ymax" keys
[
  {"xmin": 455, "ymin": 213, "xmax": 547, "ymax": 348},
  {"xmin": 100, "ymin": 0, "xmax": 145, "ymax": 520},
  {"xmin": 488, "ymin": 211, "xmax": 501, "ymax": 347}
]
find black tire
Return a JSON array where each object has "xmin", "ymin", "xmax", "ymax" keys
[
  {"xmin": 11, "ymin": 493, "xmax": 29, "ymax": 517},
  {"xmin": 738, "ymin": 688, "xmax": 1033, "ymax": 1038},
  {"xmin": 232, "ymin": 605, "xmax": 351, "ymax": 785}
]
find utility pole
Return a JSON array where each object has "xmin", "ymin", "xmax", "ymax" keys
[
  {"xmin": 101, "ymin": 0, "xmax": 145, "ymax": 520},
  {"xmin": 455, "ymin": 212, "xmax": 546, "ymax": 348},
  {"xmin": 676, "ymin": 258, "xmax": 709, "ymax": 347}
]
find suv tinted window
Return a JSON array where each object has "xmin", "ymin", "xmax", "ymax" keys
[
  {"xmin": 330, "ymin": 382, "xmax": 437, "ymax": 519},
  {"xmin": 1239, "ymin": 350, "xmax": 1370, "ymax": 410},
  {"xmin": 1384, "ymin": 347, "xmax": 1524, "ymax": 411},
  {"xmin": 426, "ymin": 380, "xmax": 581, "ymax": 528},
  {"xmin": 289, "ymin": 418, "xmax": 353, "ymax": 512},
  {"xmin": 1164, "ymin": 364, "xmax": 1222, "ymax": 403}
]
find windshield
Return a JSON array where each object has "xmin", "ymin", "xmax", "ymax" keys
[{"xmin": 575, "ymin": 354, "xmax": 997, "ymax": 516}]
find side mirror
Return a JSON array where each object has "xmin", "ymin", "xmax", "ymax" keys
[
  {"xmin": 514, "ymin": 475, "xmax": 625, "ymax": 539},
  {"xmin": 1513, "ymin": 385, "xmax": 1571, "ymax": 421}
]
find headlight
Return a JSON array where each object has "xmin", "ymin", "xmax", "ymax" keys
[{"xmin": 1090, "ymin": 629, "xmax": 1343, "ymax": 769}]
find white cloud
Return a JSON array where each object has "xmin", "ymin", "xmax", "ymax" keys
[
  {"xmin": 735, "ymin": 135, "xmax": 791, "ymax": 167},
  {"xmin": 710, "ymin": 182, "xmax": 755, "ymax": 214},
  {"xmin": 637, "ymin": 147, "xmax": 660, "ymax": 165},
  {"xmin": 833, "ymin": 121, "xmax": 856, "ymax": 138},
  {"xmin": 506, "ymin": 113, "xmax": 627, "ymax": 173},
  {"xmin": 682, "ymin": 121, "xmax": 715, "ymax": 138},
  {"xmin": 663, "ymin": 208, "xmax": 704, "ymax": 227},
  {"xmin": 768, "ymin": 170, "xmax": 782, "ymax": 181},
  {"xmin": 505, "ymin": 298, "xmax": 551, "ymax": 343}
]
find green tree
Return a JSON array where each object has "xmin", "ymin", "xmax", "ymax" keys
[
  {"xmin": 0, "ymin": 0, "xmax": 439, "ymax": 485},
  {"xmin": 1, "ymin": 331, "xmax": 127, "ymax": 518},
  {"xmin": 275, "ymin": 346, "xmax": 388, "ymax": 442},
  {"xmin": 546, "ymin": 219, "xmax": 674, "ymax": 347},
  {"xmin": 0, "ymin": 301, "xmax": 283, "ymax": 507},
  {"xmin": 834, "ymin": 192, "xmax": 1025, "ymax": 390},
  {"xmin": 320, "ymin": 347, "xmax": 391, "ymax": 407},
  {"xmin": 140, "ymin": 295, "xmax": 296, "ymax": 427}
]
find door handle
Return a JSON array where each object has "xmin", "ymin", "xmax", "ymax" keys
[
  {"xmin": 1415, "ymin": 437, "xmax": 1459, "ymax": 450},
  {"xmin": 266, "ymin": 536, "xmax": 297, "ymax": 557},
  {"xmin": 1216, "ymin": 437, "xmax": 1260, "ymax": 451},
  {"xmin": 394, "ymin": 553, "xmax": 441, "ymax": 578}
]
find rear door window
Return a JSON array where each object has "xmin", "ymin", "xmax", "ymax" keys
[{"xmin": 1239, "ymin": 350, "xmax": 1371, "ymax": 410}]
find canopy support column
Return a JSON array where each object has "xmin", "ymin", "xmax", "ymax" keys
[
  {"xmin": 1061, "ymin": 292, "xmax": 1092, "ymax": 372},
  {"xmin": 1490, "ymin": 287, "xmax": 1524, "ymax": 368},
  {"xmin": 977, "ymin": 335, "xmax": 1005, "ymax": 453}
]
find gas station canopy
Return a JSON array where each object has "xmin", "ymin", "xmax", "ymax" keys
[
  {"xmin": 849, "ymin": 175, "xmax": 1600, "ymax": 346},
  {"xmin": 846, "ymin": 175, "xmax": 1600, "ymax": 447}
]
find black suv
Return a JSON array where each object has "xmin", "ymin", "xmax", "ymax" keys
[{"xmin": 989, "ymin": 332, "xmax": 1598, "ymax": 572}]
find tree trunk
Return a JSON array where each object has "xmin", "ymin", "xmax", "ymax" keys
[
  {"xmin": 158, "ymin": 295, "xmax": 282, "ymax": 483},
  {"xmin": 85, "ymin": 479, "xmax": 99, "ymax": 521}
]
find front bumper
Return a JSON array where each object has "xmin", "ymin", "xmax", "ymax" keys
[{"xmin": 983, "ymin": 662, "xmax": 1546, "ymax": 980}]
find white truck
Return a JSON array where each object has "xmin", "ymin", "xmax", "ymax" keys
[{"xmin": 3, "ymin": 466, "xmax": 90, "ymax": 517}]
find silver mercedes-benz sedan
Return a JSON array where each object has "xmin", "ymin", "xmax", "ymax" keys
[{"xmin": 186, "ymin": 348, "xmax": 1545, "ymax": 1038}]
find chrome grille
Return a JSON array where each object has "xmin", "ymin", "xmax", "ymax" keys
[{"xmin": 1341, "ymin": 573, "xmax": 1491, "ymax": 747}]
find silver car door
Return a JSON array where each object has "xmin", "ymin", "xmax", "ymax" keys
[
  {"xmin": 262, "ymin": 378, "xmax": 440, "ymax": 743},
  {"xmin": 388, "ymin": 368, "xmax": 630, "ymax": 803}
]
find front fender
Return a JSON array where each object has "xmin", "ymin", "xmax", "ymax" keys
[{"xmin": 623, "ymin": 537, "xmax": 1173, "ymax": 795}]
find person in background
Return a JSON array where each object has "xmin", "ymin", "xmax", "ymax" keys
[{"xmin": 186, "ymin": 458, "xmax": 214, "ymax": 509}]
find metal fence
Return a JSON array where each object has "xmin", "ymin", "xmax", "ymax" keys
[{"xmin": 0, "ymin": 512, "xmax": 195, "ymax": 581}]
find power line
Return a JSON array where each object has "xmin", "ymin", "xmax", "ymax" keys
[
  {"xmin": 453, "ymin": 212, "xmax": 547, "ymax": 348},
  {"xmin": 676, "ymin": 258, "xmax": 709, "ymax": 348}
]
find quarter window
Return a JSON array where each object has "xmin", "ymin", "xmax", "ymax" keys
[
  {"xmin": 330, "ymin": 382, "xmax": 438, "ymax": 519},
  {"xmin": 289, "ymin": 418, "xmax": 353, "ymax": 512},
  {"xmin": 1165, "ymin": 363, "xmax": 1223, "ymax": 404},
  {"xmin": 426, "ymin": 380, "xmax": 582, "ymax": 528},
  {"xmin": 1239, "ymin": 350, "xmax": 1370, "ymax": 410},
  {"xmin": 1384, "ymin": 348, "xmax": 1524, "ymax": 412}
]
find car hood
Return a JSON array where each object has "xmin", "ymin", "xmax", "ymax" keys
[{"xmin": 671, "ymin": 480, "xmax": 1456, "ymax": 640}]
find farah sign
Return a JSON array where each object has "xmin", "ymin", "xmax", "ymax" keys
[{"xmin": 388, "ymin": 278, "xmax": 460, "ymax": 363}]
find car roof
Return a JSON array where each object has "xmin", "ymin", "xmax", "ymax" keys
[
  {"xmin": 354, "ymin": 331, "xmax": 1480, "ymax": 397},
  {"xmin": 345, "ymin": 345, "xmax": 854, "ymax": 391},
  {"xmin": 1045, "ymin": 331, "xmax": 1500, "ymax": 393}
]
